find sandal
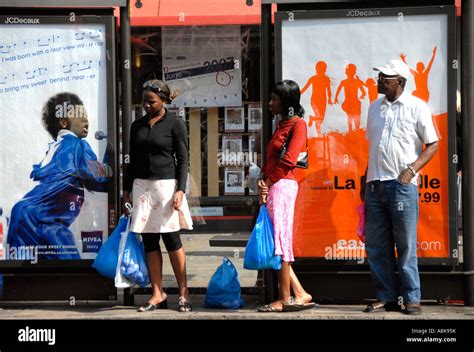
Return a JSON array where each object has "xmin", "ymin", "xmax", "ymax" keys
[
  {"xmin": 282, "ymin": 297, "xmax": 304, "ymax": 312},
  {"xmin": 178, "ymin": 296, "xmax": 193, "ymax": 312},
  {"xmin": 294, "ymin": 296, "xmax": 317, "ymax": 310},
  {"xmin": 257, "ymin": 304, "xmax": 283, "ymax": 312},
  {"xmin": 294, "ymin": 302, "xmax": 317, "ymax": 310},
  {"xmin": 137, "ymin": 300, "xmax": 167, "ymax": 312}
]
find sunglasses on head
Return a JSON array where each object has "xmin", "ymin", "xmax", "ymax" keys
[{"xmin": 143, "ymin": 81, "xmax": 162, "ymax": 92}]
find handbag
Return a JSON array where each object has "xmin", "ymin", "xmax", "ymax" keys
[
  {"xmin": 356, "ymin": 202, "xmax": 366, "ymax": 243},
  {"xmin": 278, "ymin": 119, "xmax": 308, "ymax": 169}
]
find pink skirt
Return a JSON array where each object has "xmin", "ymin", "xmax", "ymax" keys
[{"xmin": 266, "ymin": 178, "xmax": 298, "ymax": 263}]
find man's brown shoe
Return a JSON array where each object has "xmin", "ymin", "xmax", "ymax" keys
[{"xmin": 403, "ymin": 303, "xmax": 422, "ymax": 315}]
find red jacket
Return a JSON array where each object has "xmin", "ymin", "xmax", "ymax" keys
[{"xmin": 263, "ymin": 117, "xmax": 307, "ymax": 184}]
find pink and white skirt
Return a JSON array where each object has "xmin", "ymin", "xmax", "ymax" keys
[
  {"xmin": 266, "ymin": 178, "xmax": 298, "ymax": 263},
  {"xmin": 130, "ymin": 179, "xmax": 193, "ymax": 233}
]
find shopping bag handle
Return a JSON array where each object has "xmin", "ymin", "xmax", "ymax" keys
[{"xmin": 122, "ymin": 203, "xmax": 133, "ymax": 234}]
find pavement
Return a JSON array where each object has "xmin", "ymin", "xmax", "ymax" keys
[
  {"xmin": 0, "ymin": 233, "xmax": 473, "ymax": 320},
  {"xmin": 0, "ymin": 296, "xmax": 473, "ymax": 320}
]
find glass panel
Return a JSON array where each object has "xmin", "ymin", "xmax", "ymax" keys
[
  {"xmin": 130, "ymin": 24, "xmax": 262, "ymax": 233},
  {"xmin": 130, "ymin": 22, "xmax": 262, "ymax": 291},
  {"xmin": 0, "ymin": 19, "xmax": 115, "ymax": 264}
]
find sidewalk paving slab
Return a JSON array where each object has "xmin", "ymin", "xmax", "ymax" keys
[{"xmin": 0, "ymin": 295, "xmax": 473, "ymax": 320}]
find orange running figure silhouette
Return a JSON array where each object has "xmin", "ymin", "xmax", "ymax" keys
[
  {"xmin": 334, "ymin": 63, "xmax": 366, "ymax": 133},
  {"xmin": 357, "ymin": 76, "xmax": 378, "ymax": 103},
  {"xmin": 400, "ymin": 46, "xmax": 437, "ymax": 103},
  {"xmin": 300, "ymin": 61, "xmax": 333, "ymax": 136}
]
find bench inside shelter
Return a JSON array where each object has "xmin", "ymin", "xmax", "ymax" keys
[{"xmin": 208, "ymin": 232, "xmax": 250, "ymax": 247}]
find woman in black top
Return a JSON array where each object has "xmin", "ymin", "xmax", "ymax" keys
[{"xmin": 123, "ymin": 80, "xmax": 193, "ymax": 312}]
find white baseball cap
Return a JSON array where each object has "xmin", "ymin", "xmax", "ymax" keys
[{"xmin": 373, "ymin": 59, "xmax": 410, "ymax": 80}]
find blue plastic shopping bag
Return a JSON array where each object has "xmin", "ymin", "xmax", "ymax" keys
[
  {"xmin": 204, "ymin": 257, "xmax": 244, "ymax": 309},
  {"xmin": 92, "ymin": 216, "xmax": 129, "ymax": 279},
  {"xmin": 119, "ymin": 232, "xmax": 150, "ymax": 288},
  {"xmin": 243, "ymin": 205, "xmax": 281, "ymax": 270}
]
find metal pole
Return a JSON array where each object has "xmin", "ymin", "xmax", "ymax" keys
[
  {"xmin": 261, "ymin": 2, "xmax": 278, "ymax": 304},
  {"xmin": 120, "ymin": 0, "xmax": 132, "ymax": 165},
  {"xmin": 261, "ymin": 3, "xmax": 272, "ymax": 157},
  {"xmin": 461, "ymin": 0, "xmax": 474, "ymax": 306},
  {"xmin": 120, "ymin": 0, "xmax": 133, "ymax": 306}
]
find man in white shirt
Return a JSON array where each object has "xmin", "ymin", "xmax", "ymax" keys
[{"xmin": 363, "ymin": 60, "xmax": 439, "ymax": 315}]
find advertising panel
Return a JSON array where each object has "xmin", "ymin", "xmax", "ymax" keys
[
  {"xmin": 0, "ymin": 16, "xmax": 116, "ymax": 266},
  {"xmin": 162, "ymin": 25, "xmax": 242, "ymax": 108},
  {"xmin": 276, "ymin": 7, "xmax": 456, "ymax": 263}
]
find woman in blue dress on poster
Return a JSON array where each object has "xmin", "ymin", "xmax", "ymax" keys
[{"xmin": 7, "ymin": 92, "xmax": 110, "ymax": 260}]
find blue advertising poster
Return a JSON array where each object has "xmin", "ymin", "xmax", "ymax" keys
[{"xmin": 0, "ymin": 17, "xmax": 115, "ymax": 264}]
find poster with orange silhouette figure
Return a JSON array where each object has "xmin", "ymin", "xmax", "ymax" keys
[
  {"xmin": 276, "ymin": 7, "xmax": 457, "ymax": 263},
  {"xmin": 334, "ymin": 63, "xmax": 366, "ymax": 133},
  {"xmin": 300, "ymin": 61, "xmax": 333, "ymax": 136},
  {"xmin": 401, "ymin": 46, "xmax": 437, "ymax": 103}
]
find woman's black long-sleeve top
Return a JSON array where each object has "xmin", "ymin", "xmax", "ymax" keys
[{"xmin": 123, "ymin": 111, "xmax": 189, "ymax": 192}]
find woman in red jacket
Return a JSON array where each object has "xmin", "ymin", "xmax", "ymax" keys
[{"xmin": 257, "ymin": 80, "xmax": 315, "ymax": 312}]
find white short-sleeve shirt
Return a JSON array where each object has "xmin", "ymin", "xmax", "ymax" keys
[{"xmin": 366, "ymin": 91, "xmax": 439, "ymax": 185}]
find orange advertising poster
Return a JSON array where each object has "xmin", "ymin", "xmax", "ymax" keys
[{"xmin": 279, "ymin": 10, "xmax": 454, "ymax": 259}]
